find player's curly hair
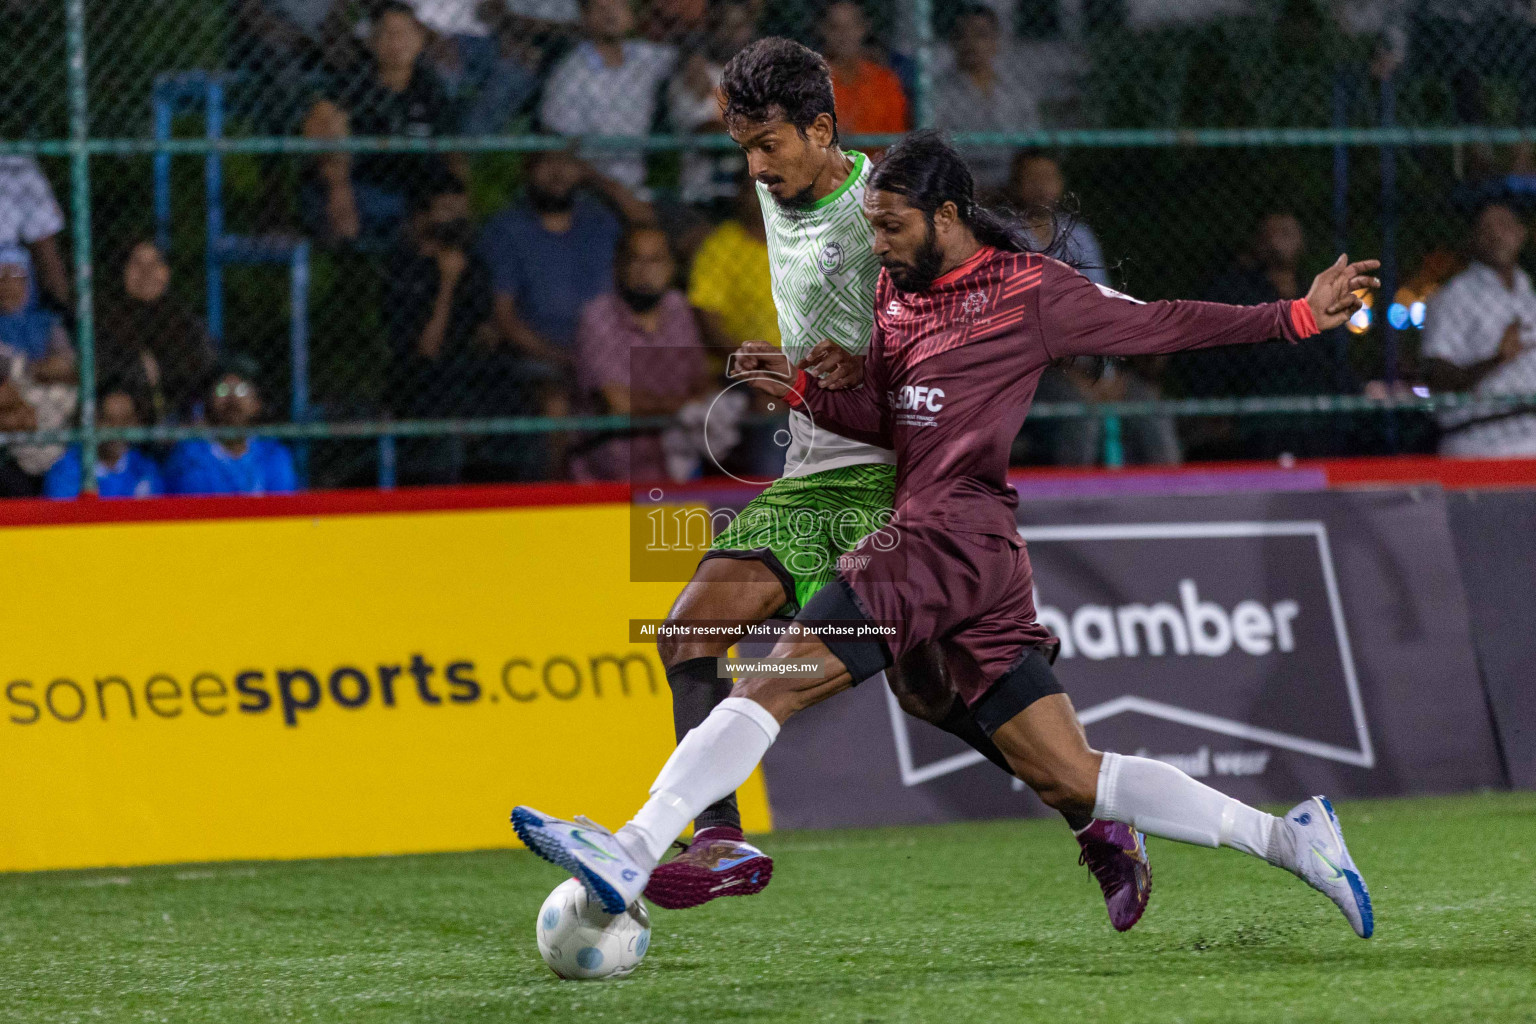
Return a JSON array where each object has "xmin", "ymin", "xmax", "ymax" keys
[{"xmin": 720, "ymin": 37, "xmax": 839, "ymax": 145}]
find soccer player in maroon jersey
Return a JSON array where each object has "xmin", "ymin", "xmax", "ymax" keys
[{"xmin": 511, "ymin": 132, "xmax": 1378, "ymax": 937}]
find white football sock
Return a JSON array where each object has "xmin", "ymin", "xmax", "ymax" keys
[
  {"xmin": 617, "ymin": 697, "xmax": 781, "ymax": 867},
  {"xmin": 1092, "ymin": 751, "xmax": 1276, "ymax": 859}
]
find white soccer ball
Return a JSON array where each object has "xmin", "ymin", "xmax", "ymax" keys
[{"xmin": 535, "ymin": 878, "xmax": 651, "ymax": 980}]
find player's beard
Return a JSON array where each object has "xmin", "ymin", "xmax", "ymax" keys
[
  {"xmin": 619, "ymin": 285, "xmax": 666, "ymax": 313},
  {"xmin": 884, "ymin": 221, "xmax": 946, "ymax": 292},
  {"xmin": 528, "ymin": 185, "xmax": 575, "ymax": 215}
]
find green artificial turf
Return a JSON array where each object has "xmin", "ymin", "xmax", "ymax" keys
[{"xmin": 2, "ymin": 792, "xmax": 1533, "ymax": 1023}]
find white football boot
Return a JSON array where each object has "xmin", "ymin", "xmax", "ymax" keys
[
  {"xmin": 511, "ymin": 807, "xmax": 650, "ymax": 914},
  {"xmin": 1268, "ymin": 796, "xmax": 1374, "ymax": 938}
]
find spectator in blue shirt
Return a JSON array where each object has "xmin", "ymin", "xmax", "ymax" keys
[
  {"xmin": 44, "ymin": 386, "xmax": 164, "ymax": 499},
  {"xmin": 478, "ymin": 149, "xmax": 654, "ymax": 366},
  {"xmin": 165, "ymin": 359, "xmax": 298, "ymax": 496}
]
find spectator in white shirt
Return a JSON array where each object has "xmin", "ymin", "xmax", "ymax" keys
[
  {"xmin": 539, "ymin": 0, "xmax": 678, "ymax": 191},
  {"xmin": 0, "ymin": 157, "xmax": 68, "ymax": 312},
  {"xmin": 1423, "ymin": 201, "xmax": 1536, "ymax": 456}
]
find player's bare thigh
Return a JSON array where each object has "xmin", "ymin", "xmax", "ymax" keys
[
  {"xmin": 730, "ymin": 634, "xmax": 853, "ymax": 724},
  {"xmin": 990, "ymin": 693, "xmax": 1104, "ymax": 819},
  {"xmin": 658, "ymin": 556, "xmax": 789, "ymax": 667}
]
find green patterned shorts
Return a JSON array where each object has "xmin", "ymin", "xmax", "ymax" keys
[{"xmin": 706, "ymin": 462, "xmax": 896, "ymax": 615}]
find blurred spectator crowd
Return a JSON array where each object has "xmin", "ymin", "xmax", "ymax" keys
[{"xmin": 6, "ymin": 0, "xmax": 1536, "ymax": 498}]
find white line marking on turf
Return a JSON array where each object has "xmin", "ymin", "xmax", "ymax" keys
[{"xmin": 174, "ymin": 868, "xmax": 258, "ymax": 881}]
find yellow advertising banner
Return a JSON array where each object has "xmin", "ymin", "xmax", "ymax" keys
[{"xmin": 0, "ymin": 496, "xmax": 771, "ymax": 872}]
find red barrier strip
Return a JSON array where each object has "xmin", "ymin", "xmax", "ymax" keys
[
  {"xmin": 0, "ymin": 481, "xmax": 631, "ymax": 528},
  {"xmin": 1311, "ymin": 455, "xmax": 1536, "ymax": 489},
  {"xmin": 1000, "ymin": 456, "xmax": 1536, "ymax": 492},
  {"xmin": 1, "ymin": 457, "xmax": 1533, "ymax": 528}
]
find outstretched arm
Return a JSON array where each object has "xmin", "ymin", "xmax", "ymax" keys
[{"xmin": 1039, "ymin": 255, "xmax": 1380, "ymax": 360}]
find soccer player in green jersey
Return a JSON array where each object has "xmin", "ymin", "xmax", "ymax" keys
[{"xmin": 640, "ymin": 39, "xmax": 1150, "ymax": 928}]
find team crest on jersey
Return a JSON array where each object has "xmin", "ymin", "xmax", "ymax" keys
[
  {"xmin": 959, "ymin": 290, "xmax": 989, "ymax": 323},
  {"xmin": 819, "ymin": 242, "xmax": 844, "ymax": 275}
]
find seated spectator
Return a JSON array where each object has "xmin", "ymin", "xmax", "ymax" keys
[
  {"xmin": 43, "ymin": 386, "xmax": 164, "ymax": 499},
  {"xmin": 1423, "ymin": 201, "xmax": 1536, "ymax": 457},
  {"xmin": 1006, "ymin": 151, "xmax": 1106, "ymax": 278},
  {"xmin": 0, "ymin": 244, "xmax": 78, "ymax": 496},
  {"xmin": 639, "ymin": 0, "xmax": 706, "ymax": 43},
  {"xmin": 386, "ymin": 170, "xmax": 495, "ymax": 421},
  {"xmin": 301, "ymin": 2, "xmax": 459, "ymax": 245},
  {"xmin": 479, "ymin": 149, "xmax": 652, "ymax": 361},
  {"xmin": 0, "ymin": 247, "xmax": 73, "ymax": 380},
  {"xmin": 230, "ymin": 1, "xmax": 367, "ymax": 232},
  {"xmin": 1004, "ymin": 154, "xmax": 1177, "ymax": 466},
  {"xmin": 932, "ymin": 5, "xmax": 1041, "ymax": 192},
  {"xmin": 667, "ymin": 0, "xmax": 755, "ymax": 207},
  {"xmin": 385, "ymin": 172, "xmax": 554, "ymax": 481},
  {"xmin": 0, "ymin": 371, "xmax": 36, "ymax": 496},
  {"xmin": 164, "ymin": 359, "xmax": 298, "ymax": 496},
  {"xmin": 96, "ymin": 240, "xmax": 217, "ymax": 424},
  {"xmin": 689, "ymin": 176, "xmax": 779, "ymax": 354},
  {"xmin": 1171, "ymin": 211, "xmax": 1360, "ymax": 460},
  {"xmin": 1197, "ymin": 211, "xmax": 1358, "ymax": 397},
  {"xmin": 233, "ymin": 0, "xmax": 363, "ymax": 123},
  {"xmin": 819, "ymin": 1, "xmax": 908, "ymax": 137},
  {"xmin": 499, "ymin": 0, "xmax": 582, "ymax": 37},
  {"xmin": 0, "ymin": 155, "xmax": 69, "ymax": 312},
  {"xmin": 480, "ymin": 0, "xmax": 584, "ymax": 82},
  {"xmin": 1028, "ymin": 361, "xmax": 1182, "ymax": 467},
  {"xmin": 572, "ymin": 226, "xmax": 711, "ymax": 482},
  {"xmin": 539, "ymin": 0, "xmax": 679, "ymax": 191},
  {"xmin": 0, "ymin": 371, "xmax": 34, "ymax": 430},
  {"xmin": 687, "ymin": 176, "xmax": 789, "ymax": 478},
  {"xmin": 408, "ymin": 0, "xmax": 541, "ymax": 132}
]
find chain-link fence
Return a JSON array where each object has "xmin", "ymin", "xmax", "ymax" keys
[{"xmin": 5, "ymin": 0, "xmax": 1536, "ymax": 496}]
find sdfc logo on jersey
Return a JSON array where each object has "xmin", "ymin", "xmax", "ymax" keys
[
  {"xmin": 819, "ymin": 242, "xmax": 844, "ymax": 275},
  {"xmin": 890, "ymin": 385, "xmax": 945, "ymax": 412},
  {"xmin": 886, "ymin": 299, "xmax": 904, "ymax": 318},
  {"xmin": 890, "ymin": 384, "xmax": 945, "ymax": 428}
]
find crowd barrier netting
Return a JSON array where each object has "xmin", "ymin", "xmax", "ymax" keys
[{"xmin": 6, "ymin": 0, "xmax": 1536, "ymax": 491}]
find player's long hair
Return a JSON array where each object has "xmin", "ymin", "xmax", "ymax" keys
[
  {"xmin": 872, "ymin": 131, "xmax": 1110, "ymax": 376},
  {"xmin": 868, "ymin": 129, "xmax": 1082, "ymax": 266}
]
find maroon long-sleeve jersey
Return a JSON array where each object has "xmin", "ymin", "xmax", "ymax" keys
[{"xmin": 788, "ymin": 247, "xmax": 1319, "ymax": 539}]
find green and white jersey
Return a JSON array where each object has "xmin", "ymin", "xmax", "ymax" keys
[{"xmin": 758, "ymin": 150, "xmax": 895, "ymax": 477}]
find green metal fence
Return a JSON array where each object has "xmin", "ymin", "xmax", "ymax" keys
[{"xmin": 6, "ymin": 0, "xmax": 1536, "ymax": 494}]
